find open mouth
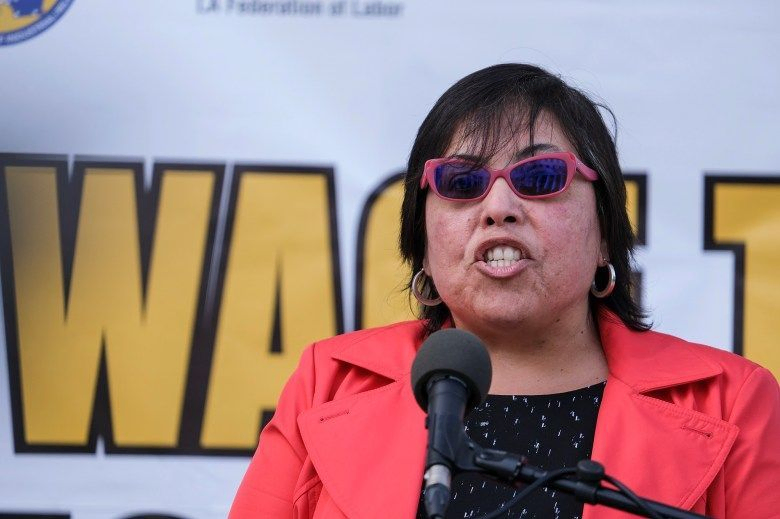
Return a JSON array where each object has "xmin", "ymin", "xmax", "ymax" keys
[{"xmin": 483, "ymin": 245, "xmax": 524, "ymax": 268}]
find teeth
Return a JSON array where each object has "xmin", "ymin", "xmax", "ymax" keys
[{"xmin": 484, "ymin": 245, "xmax": 522, "ymax": 267}]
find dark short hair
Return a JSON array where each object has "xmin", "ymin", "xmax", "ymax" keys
[{"xmin": 399, "ymin": 63, "xmax": 649, "ymax": 334}]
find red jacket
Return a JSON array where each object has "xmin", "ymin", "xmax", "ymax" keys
[{"xmin": 230, "ymin": 313, "xmax": 780, "ymax": 518}]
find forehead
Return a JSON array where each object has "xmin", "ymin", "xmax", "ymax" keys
[{"xmin": 444, "ymin": 110, "xmax": 575, "ymax": 162}]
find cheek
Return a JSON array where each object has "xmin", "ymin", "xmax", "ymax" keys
[
  {"xmin": 424, "ymin": 217, "xmax": 456, "ymax": 272},
  {"xmin": 537, "ymin": 197, "xmax": 602, "ymax": 279},
  {"xmin": 423, "ymin": 201, "xmax": 475, "ymax": 273}
]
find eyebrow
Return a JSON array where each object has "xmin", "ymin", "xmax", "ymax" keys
[
  {"xmin": 447, "ymin": 143, "xmax": 562, "ymax": 164},
  {"xmin": 511, "ymin": 143, "xmax": 561, "ymax": 161}
]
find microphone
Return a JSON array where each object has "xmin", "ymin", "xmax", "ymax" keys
[{"xmin": 411, "ymin": 329, "xmax": 492, "ymax": 519}]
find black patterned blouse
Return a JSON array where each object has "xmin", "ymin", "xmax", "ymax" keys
[{"xmin": 417, "ymin": 381, "xmax": 606, "ymax": 519}]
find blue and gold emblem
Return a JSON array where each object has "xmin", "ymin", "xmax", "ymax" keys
[{"xmin": 0, "ymin": 0, "xmax": 74, "ymax": 46}]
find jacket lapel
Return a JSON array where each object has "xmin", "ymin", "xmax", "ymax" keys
[
  {"xmin": 583, "ymin": 314, "xmax": 739, "ymax": 518},
  {"xmin": 298, "ymin": 322, "xmax": 428, "ymax": 519}
]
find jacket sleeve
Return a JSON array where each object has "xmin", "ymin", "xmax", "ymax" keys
[
  {"xmin": 722, "ymin": 366, "xmax": 780, "ymax": 517},
  {"xmin": 229, "ymin": 344, "xmax": 317, "ymax": 518}
]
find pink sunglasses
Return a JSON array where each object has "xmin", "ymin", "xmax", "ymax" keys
[{"xmin": 421, "ymin": 151, "xmax": 599, "ymax": 201}]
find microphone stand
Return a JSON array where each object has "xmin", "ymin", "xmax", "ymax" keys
[{"xmin": 441, "ymin": 431, "xmax": 711, "ymax": 519}]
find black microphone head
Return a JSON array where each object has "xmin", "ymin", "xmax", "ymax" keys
[{"xmin": 411, "ymin": 328, "xmax": 492, "ymax": 412}]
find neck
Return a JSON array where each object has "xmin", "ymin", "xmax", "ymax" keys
[{"xmin": 452, "ymin": 307, "xmax": 608, "ymax": 395}]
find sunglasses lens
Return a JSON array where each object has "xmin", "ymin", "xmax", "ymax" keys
[
  {"xmin": 510, "ymin": 158, "xmax": 568, "ymax": 196},
  {"xmin": 434, "ymin": 163, "xmax": 490, "ymax": 199}
]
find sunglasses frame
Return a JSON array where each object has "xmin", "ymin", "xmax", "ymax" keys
[{"xmin": 420, "ymin": 151, "xmax": 599, "ymax": 201}]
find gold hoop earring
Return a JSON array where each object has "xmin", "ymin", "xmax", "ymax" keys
[
  {"xmin": 412, "ymin": 269, "xmax": 442, "ymax": 306},
  {"xmin": 591, "ymin": 262, "xmax": 616, "ymax": 298}
]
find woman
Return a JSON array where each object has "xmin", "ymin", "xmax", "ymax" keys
[{"xmin": 230, "ymin": 64, "xmax": 780, "ymax": 518}]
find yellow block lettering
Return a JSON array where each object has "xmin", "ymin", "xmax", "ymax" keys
[
  {"xmin": 201, "ymin": 167, "xmax": 341, "ymax": 449},
  {"xmin": 706, "ymin": 176, "xmax": 780, "ymax": 378},
  {"xmin": 624, "ymin": 174, "xmax": 647, "ymax": 245},
  {"xmin": 3, "ymin": 159, "xmax": 217, "ymax": 447}
]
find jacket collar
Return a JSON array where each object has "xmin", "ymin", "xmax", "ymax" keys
[
  {"xmin": 303, "ymin": 314, "xmax": 735, "ymax": 518},
  {"xmin": 329, "ymin": 319, "xmax": 427, "ymax": 381},
  {"xmin": 597, "ymin": 309, "xmax": 724, "ymax": 392},
  {"xmin": 330, "ymin": 312, "xmax": 726, "ymax": 391}
]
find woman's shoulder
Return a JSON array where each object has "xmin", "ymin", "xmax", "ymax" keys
[
  {"xmin": 638, "ymin": 330, "xmax": 779, "ymax": 406},
  {"xmin": 600, "ymin": 313, "xmax": 775, "ymax": 391},
  {"xmin": 640, "ymin": 326, "xmax": 768, "ymax": 379},
  {"xmin": 280, "ymin": 320, "xmax": 428, "ymax": 409},
  {"xmin": 295, "ymin": 320, "xmax": 428, "ymax": 383},
  {"xmin": 310, "ymin": 319, "xmax": 427, "ymax": 352}
]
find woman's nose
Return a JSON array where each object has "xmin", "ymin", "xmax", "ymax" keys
[{"xmin": 481, "ymin": 178, "xmax": 523, "ymax": 226}]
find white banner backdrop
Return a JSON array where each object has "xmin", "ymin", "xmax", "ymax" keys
[{"xmin": 1, "ymin": 1, "xmax": 779, "ymax": 517}]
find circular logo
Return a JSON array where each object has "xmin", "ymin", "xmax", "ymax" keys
[{"xmin": 0, "ymin": 0, "xmax": 74, "ymax": 46}]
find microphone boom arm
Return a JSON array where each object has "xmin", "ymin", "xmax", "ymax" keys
[{"xmin": 440, "ymin": 429, "xmax": 711, "ymax": 519}]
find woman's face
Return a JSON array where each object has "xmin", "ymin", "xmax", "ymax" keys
[{"xmin": 423, "ymin": 114, "xmax": 605, "ymax": 336}]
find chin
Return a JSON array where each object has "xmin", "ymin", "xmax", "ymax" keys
[{"xmin": 454, "ymin": 303, "xmax": 533, "ymax": 332}]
